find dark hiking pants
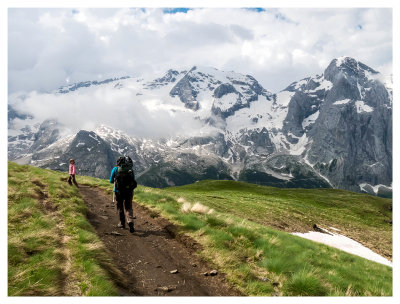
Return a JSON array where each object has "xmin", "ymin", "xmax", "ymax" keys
[
  {"xmin": 68, "ymin": 174, "xmax": 78, "ymax": 187},
  {"xmin": 116, "ymin": 190, "xmax": 134, "ymax": 226}
]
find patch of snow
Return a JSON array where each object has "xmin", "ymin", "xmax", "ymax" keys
[
  {"xmin": 270, "ymin": 132, "xmax": 290, "ymax": 152},
  {"xmin": 294, "ymin": 78, "xmax": 308, "ymax": 90},
  {"xmin": 292, "ymin": 231, "xmax": 392, "ymax": 267},
  {"xmin": 316, "ymin": 79, "xmax": 333, "ymax": 91},
  {"xmin": 289, "ymin": 133, "xmax": 308, "ymax": 156},
  {"xmin": 225, "ymin": 95, "xmax": 285, "ymax": 134},
  {"xmin": 280, "ymin": 172, "xmax": 294, "ymax": 179},
  {"xmin": 355, "ymin": 100, "xmax": 373, "ymax": 113},
  {"xmin": 335, "ymin": 56, "xmax": 348, "ymax": 67},
  {"xmin": 333, "ymin": 99, "xmax": 351, "ymax": 105},
  {"xmin": 213, "ymin": 93, "xmax": 240, "ymax": 111},
  {"xmin": 302, "ymin": 111, "xmax": 319, "ymax": 129},
  {"xmin": 275, "ymin": 91, "xmax": 295, "ymax": 107},
  {"xmin": 76, "ymin": 142, "xmax": 85, "ymax": 147},
  {"xmin": 357, "ymin": 82, "xmax": 364, "ymax": 99}
]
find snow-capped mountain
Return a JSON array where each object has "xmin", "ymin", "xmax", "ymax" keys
[{"xmin": 8, "ymin": 57, "xmax": 392, "ymax": 197}]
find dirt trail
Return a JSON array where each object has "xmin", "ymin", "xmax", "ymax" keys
[{"xmin": 79, "ymin": 186, "xmax": 240, "ymax": 296}]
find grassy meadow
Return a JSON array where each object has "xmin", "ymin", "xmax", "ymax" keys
[
  {"xmin": 79, "ymin": 175, "xmax": 392, "ymax": 296},
  {"xmin": 8, "ymin": 162, "xmax": 125, "ymax": 296},
  {"xmin": 8, "ymin": 162, "xmax": 393, "ymax": 296}
]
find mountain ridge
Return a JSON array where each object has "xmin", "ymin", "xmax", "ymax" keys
[{"xmin": 8, "ymin": 57, "xmax": 392, "ymax": 197}]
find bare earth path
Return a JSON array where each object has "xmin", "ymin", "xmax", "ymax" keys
[{"xmin": 79, "ymin": 186, "xmax": 240, "ymax": 296}]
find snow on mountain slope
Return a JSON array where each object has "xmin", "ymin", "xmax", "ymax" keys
[{"xmin": 8, "ymin": 57, "xmax": 392, "ymax": 195}]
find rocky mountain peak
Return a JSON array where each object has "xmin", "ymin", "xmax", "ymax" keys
[
  {"xmin": 146, "ymin": 69, "xmax": 186, "ymax": 89},
  {"xmin": 324, "ymin": 56, "xmax": 379, "ymax": 84}
]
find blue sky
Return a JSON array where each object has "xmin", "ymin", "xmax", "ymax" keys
[
  {"xmin": 163, "ymin": 8, "xmax": 192, "ymax": 14},
  {"xmin": 163, "ymin": 8, "xmax": 266, "ymax": 13}
]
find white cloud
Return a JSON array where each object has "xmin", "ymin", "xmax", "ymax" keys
[
  {"xmin": 8, "ymin": 8, "xmax": 392, "ymax": 94},
  {"xmin": 7, "ymin": 7, "xmax": 392, "ymax": 139},
  {"xmin": 9, "ymin": 83, "xmax": 204, "ymax": 139}
]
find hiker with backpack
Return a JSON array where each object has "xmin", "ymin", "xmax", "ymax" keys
[
  {"xmin": 68, "ymin": 158, "xmax": 79, "ymax": 187},
  {"xmin": 110, "ymin": 156, "xmax": 137, "ymax": 233}
]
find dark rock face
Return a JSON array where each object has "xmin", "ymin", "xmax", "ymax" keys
[
  {"xmin": 29, "ymin": 120, "xmax": 60, "ymax": 153},
  {"xmin": 305, "ymin": 58, "xmax": 392, "ymax": 192},
  {"xmin": 283, "ymin": 91, "xmax": 322, "ymax": 139},
  {"xmin": 146, "ymin": 69, "xmax": 185, "ymax": 89},
  {"xmin": 237, "ymin": 128, "xmax": 275, "ymax": 156},
  {"xmin": 35, "ymin": 130, "xmax": 117, "ymax": 179},
  {"xmin": 63, "ymin": 131, "xmax": 116, "ymax": 179},
  {"xmin": 308, "ymin": 101, "xmax": 392, "ymax": 192},
  {"xmin": 170, "ymin": 67, "xmax": 201, "ymax": 110},
  {"xmin": 213, "ymin": 83, "xmax": 238, "ymax": 98}
]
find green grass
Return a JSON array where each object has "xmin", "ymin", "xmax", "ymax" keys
[
  {"xmin": 166, "ymin": 180, "xmax": 392, "ymax": 260},
  {"xmin": 8, "ymin": 162, "xmax": 123, "ymax": 296},
  {"xmin": 131, "ymin": 180, "xmax": 392, "ymax": 296},
  {"xmin": 10, "ymin": 164, "xmax": 392, "ymax": 296}
]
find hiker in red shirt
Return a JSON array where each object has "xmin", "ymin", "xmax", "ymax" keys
[{"xmin": 68, "ymin": 158, "xmax": 79, "ymax": 187}]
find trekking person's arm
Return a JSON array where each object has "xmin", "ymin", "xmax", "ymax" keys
[{"xmin": 110, "ymin": 167, "xmax": 117, "ymax": 183}]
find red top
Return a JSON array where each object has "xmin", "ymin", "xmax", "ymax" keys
[{"xmin": 69, "ymin": 163, "xmax": 75, "ymax": 175}]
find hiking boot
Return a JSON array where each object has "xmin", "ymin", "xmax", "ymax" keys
[
  {"xmin": 128, "ymin": 222, "xmax": 135, "ymax": 233},
  {"xmin": 117, "ymin": 222, "xmax": 125, "ymax": 229}
]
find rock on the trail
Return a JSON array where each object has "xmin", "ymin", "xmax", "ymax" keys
[
  {"xmin": 204, "ymin": 270, "xmax": 218, "ymax": 276},
  {"xmin": 155, "ymin": 286, "xmax": 176, "ymax": 292},
  {"xmin": 170, "ymin": 269, "xmax": 179, "ymax": 274}
]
